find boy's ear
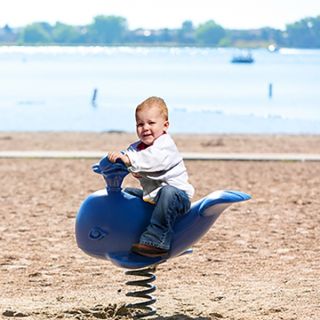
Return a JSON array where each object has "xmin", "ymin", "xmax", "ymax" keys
[{"xmin": 164, "ymin": 120, "xmax": 169, "ymax": 132}]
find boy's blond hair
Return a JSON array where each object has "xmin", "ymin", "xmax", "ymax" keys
[{"xmin": 136, "ymin": 96, "xmax": 168, "ymax": 121}]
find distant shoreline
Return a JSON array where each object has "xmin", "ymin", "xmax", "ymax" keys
[{"xmin": 1, "ymin": 44, "xmax": 320, "ymax": 50}]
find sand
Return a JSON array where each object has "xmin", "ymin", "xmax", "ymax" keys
[{"xmin": 0, "ymin": 132, "xmax": 319, "ymax": 320}]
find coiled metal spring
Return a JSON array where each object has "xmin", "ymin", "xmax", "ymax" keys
[{"xmin": 125, "ymin": 266, "xmax": 157, "ymax": 318}]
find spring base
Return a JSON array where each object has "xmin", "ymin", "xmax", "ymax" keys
[{"xmin": 125, "ymin": 265, "xmax": 157, "ymax": 318}]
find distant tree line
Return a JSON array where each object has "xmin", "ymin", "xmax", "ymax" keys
[{"xmin": 1, "ymin": 15, "xmax": 320, "ymax": 48}]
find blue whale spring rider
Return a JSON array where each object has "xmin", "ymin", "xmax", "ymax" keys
[{"xmin": 75, "ymin": 156, "xmax": 251, "ymax": 270}]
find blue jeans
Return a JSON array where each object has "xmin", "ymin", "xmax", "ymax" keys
[{"xmin": 124, "ymin": 185, "xmax": 191, "ymax": 250}]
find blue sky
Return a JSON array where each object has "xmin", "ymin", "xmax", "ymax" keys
[{"xmin": 1, "ymin": 0, "xmax": 319, "ymax": 30}]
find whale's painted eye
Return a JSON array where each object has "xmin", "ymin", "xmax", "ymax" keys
[{"xmin": 89, "ymin": 227, "xmax": 107, "ymax": 240}]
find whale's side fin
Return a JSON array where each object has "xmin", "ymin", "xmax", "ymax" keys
[
  {"xmin": 199, "ymin": 190, "xmax": 251, "ymax": 217},
  {"xmin": 177, "ymin": 248, "xmax": 193, "ymax": 256}
]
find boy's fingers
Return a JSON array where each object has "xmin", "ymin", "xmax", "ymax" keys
[
  {"xmin": 108, "ymin": 152, "xmax": 121, "ymax": 163},
  {"xmin": 108, "ymin": 153, "xmax": 116, "ymax": 162}
]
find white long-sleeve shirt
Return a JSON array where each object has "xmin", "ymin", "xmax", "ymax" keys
[{"xmin": 124, "ymin": 134, "xmax": 194, "ymax": 203}]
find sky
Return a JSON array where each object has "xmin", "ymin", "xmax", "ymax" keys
[{"xmin": 1, "ymin": 0, "xmax": 320, "ymax": 30}]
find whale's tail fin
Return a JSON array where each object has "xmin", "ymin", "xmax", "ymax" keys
[{"xmin": 199, "ymin": 190, "xmax": 251, "ymax": 217}]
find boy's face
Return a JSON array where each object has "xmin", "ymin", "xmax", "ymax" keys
[{"xmin": 136, "ymin": 106, "xmax": 169, "ymax": 145}]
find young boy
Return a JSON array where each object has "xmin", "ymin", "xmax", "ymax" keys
[{"xmin": 108, "ymin": 96, "xmax": 194, "ymax": 257}]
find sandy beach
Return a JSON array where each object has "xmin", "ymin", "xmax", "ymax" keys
[{"xmin": 0, "ymin": 132, "xmax": 319, "ymax": 319}]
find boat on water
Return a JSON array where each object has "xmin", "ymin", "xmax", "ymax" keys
[
  {"xmin": 267, "ymin": 44, "xmax": 279, "ymax": 52},
  {"xmin": 231, "ymin": 52, "xmax": 254, "ymax": 64}
]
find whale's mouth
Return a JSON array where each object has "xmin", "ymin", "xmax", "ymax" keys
[{"xmin": 77, "ymin": 246, "xmax": 107, "ymax": 260}]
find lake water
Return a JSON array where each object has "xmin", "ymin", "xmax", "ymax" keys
[{"xmin": 1, "ymin": 46, "xmax": 320, "ymax": 134}]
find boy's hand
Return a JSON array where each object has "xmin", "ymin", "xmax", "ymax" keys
[{"xmin": 108, "ymin": 152, "xmax": 131, "ymax": 166}]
